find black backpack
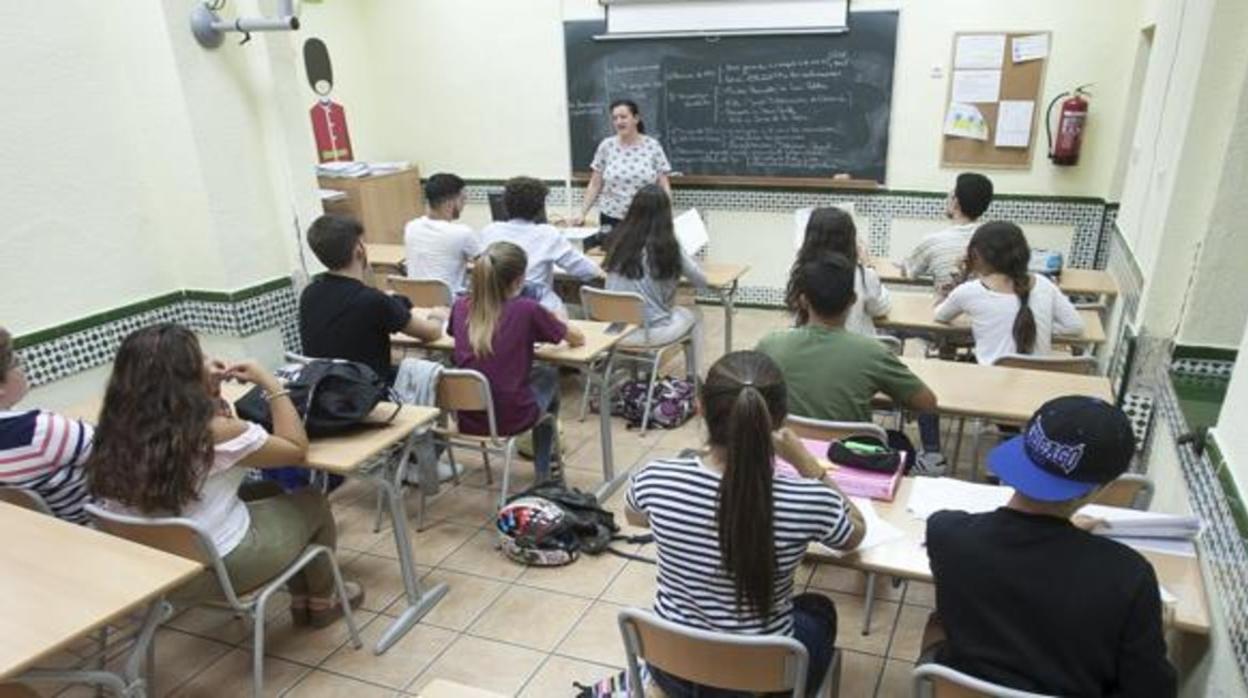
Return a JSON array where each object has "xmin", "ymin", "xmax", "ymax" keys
[
  {"xmin": 503, "ymin": 483, "xmax": 620, "ymax": 555},
  {"xmin": 234, "ymin": 359, "xmax": 397, "ymax": 437}
]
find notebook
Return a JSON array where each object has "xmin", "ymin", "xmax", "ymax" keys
[{"xmin": 776, "ymin": 437, "xmax": 904, "ymax": 501}]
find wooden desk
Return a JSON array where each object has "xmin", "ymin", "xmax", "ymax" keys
[
  {"xmin": 581, "ymin": 251, "xmax": 751, "ymax": 352},
  {"xmin": 393, "ymin": 320, "xmax": 635, "ymax": 501},
  {"xmin": 366, "ymin": 243, "xmax": 405, "ymax": 269},
  {"xmin": 899, "ymin": 356, "xmax": 1114, "ymax": 424},
  {"xmin": 876, "ymin": 292, "xmax": 1106, "ymax": 346},
  {"xmin": 805, "ymin": 478, "xmax": 1210, "ymax": 636},
  {"xmin": 872, "ymin": 259, "xmax": 1119, "ymax": 298},
  {"xmin": 0, "ymin": 503, "xmax": 202, "ymax": 683}
]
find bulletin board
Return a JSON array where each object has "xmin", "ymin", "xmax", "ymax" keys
[{"xmin": 940, "ymin": 31, "xmax": 1051, "ymax": 169}]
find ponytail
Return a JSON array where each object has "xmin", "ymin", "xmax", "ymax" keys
[
  {"xmin": 718, "ymin": 385, "xmax": 777, "ymax": 616},
  {"xmin": 702, "ymin": 351, "xmax": 788, "ymax": 617},
  {"xmin": 468, "ymin": 242, "xmax": 528, "ymax": 358},
  {"xmin": 1012, "ymin": 272, "xmax": 1037, "ymax": 354}
]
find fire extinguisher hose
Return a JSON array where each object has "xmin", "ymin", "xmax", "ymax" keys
[{"xmin": 1045, "ymin": 91, "xmax": 1070, "ymax": 159}]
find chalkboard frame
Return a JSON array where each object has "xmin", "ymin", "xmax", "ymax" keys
[{"xmin": 563, "ymin": 11, "xmax": 899, "ymax": 188}]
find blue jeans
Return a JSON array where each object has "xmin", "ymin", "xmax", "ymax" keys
[
  {"xmin": 649, "ymin": 594, "xmax": 837, "ymax": 697},
  {"xmin": 918, "ymin": 413, "xmax": 942, "ymax": 453},
  {"xmin": 528, "ymin": 364, "xmax": 560, "ymax": 481}
]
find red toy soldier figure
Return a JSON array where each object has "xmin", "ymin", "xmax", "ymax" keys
[{"xmin": 304, "ymin": 38, "xmax": 354, "ymax": 163}]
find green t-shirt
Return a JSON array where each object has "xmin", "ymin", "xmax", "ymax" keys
[{"xmin": 755, "ymin": 325, "xmax": 927, "ymax": 423}]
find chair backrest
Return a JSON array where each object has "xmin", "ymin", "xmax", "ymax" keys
[
  {"xmin": 993, "ymin": 354, "xmax": 1099, "ymax": 375},
  {"xmin": 618, "ymin": 607, "xmax": 810, "ymax": 697},
  {"xmin": 84, "ymin": 502, "xmax": 242, "ymax": 607},
  {"xmin": 388, "ymin": 275, "xmax": 453, "ymax": 308},
  {"xmin": 580, "ymin": 286, "xmax": 647, "ymax": 327},
  {"xmin": 784, "ymin": 415, "xmax": 888, "ymax": 443},
  {"xmin": 436, "ymin": 369, "xmax": 501, "ymax": 438},
  {"xmin": 876, "ymin": 334, "xmax": 903, "ymax": 356},
  {"xmin": 912, "ymin": 663, "xmax": 1056, "ymax": 698},
  {"xmin": 1091, "ymin": 473, "xmax": 1154, "ymax": 510},
  {"xmin": 0, "ymin": 487, "xmax": 53, "ymax": 515}
]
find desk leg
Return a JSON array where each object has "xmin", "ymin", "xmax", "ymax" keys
[
  {"xmin": 722, "ymin": 281, "xmax": 739, "ymax": 354},
  {"xmin": 373, "ymin": 434, "xmax": 448, "ymax": 655},
  {"xmin": 593, "ymin": 349, "xmax": 629, "ymax": 502}
]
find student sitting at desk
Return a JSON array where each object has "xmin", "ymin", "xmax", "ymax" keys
[
  {"xmin": 0, "ymin": 327, "xmax": 93, "ymax": 524},
  {"xmin": 934, "ymin": 222, "xmax": 1084, "ymax": 366},
  {"xmin": 87, "ymin": 324, "xmax": 364, "ymax": 627},
  {"xmin": 788, "ymin": 206, "xmax": 890, "ymax": 336},
  {"xmin": 299, "ymin": 214, "xmax": 444, "ymax": 385},
  {"xmin": 925, "ymin": 396, "xmax": 1176, "ymax": 696},
  {"xmin": 904, "ymin": 172, "xmax": 993, "ymax": 296},
  {"xmin": 603, "ymin": 184, "xmax": 706, "ymax": 374},
  {"xmin": 449, "ymin": 241, "xmax": 585, "ymax": 484},
  {"xmin": 626, "ymin": 351, "xmax": 865, "ymax": 698},
  {"xmin": 404, "ymin": 172, "xmax": 481, "ymax": 295},
  {"xmin": 481, "ymin": 176, "xmax": 603, "ymax": 318},
  {"xmin": 757, "ymin": 254, "xmax": 945, "ymax": 474}
]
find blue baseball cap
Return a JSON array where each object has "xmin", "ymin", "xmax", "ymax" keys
[{"xmin": 988, "ymin": 396, "xmax": 1136, "ymax": 502}]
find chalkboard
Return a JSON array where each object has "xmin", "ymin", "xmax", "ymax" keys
[{"xmin": 564, "ymin": 11, "xmax": 898, "ymax": 183}]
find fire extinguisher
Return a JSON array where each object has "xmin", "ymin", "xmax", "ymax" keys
[{"xmin": 1046, "ymin": 84, "xmax": 1092, "ymax": 166}]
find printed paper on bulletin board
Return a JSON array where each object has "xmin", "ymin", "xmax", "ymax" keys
[{"xmin": 941, "ymin": 31, "xmax": 1050, "ymax": 169}]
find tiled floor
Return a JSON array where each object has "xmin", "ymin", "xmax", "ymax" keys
[{"xmin": 37, "ymin": 306, "xmax": 969, "ymax": 697}]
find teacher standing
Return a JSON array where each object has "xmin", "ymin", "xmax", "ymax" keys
[{"xmin": 573, "ymin": 99, "xmax": 673, "ymax": 229}]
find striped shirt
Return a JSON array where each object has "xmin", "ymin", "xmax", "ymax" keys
[
  {"xmin": 626, "ymin": 457, "xmax": 853, "ymax": 636},
  {"xmin": 904, "ymin": 222, "xmax": 979, "ymax": 293},
  {"xmin": 0, "ymin": 409, "xmax": 93, "ymax": 524}
]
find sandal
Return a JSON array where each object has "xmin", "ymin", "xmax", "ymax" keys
[{"xmin": 290, "ymin": 581, "xmax": 365, "ymax": 628}]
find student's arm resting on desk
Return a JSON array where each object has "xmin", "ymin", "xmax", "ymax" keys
[
  {"xmin": 932, "ymin": 283, "xmax": 969, "ymax": 324},
  {"xmin": 680, "ymin": 252, "xmax": 709, "ymax": 290},
  {"xmin": 774, "ymin": 427, "xmax": 867, "ymax": 550},
  {"xmin": 554, "ymin": 236, "xmax": 605, "ymax": 281},
  {"xmin": 878, "ymin": 350, "xmax": 939, "ymax": 414},
  {"xmin": 862, "ymin": 267, "xmax": 891, "ymax": 318},
  {"xmin": 1049, "ymin": 280, "xmax": 1086, "ymax": 335},
  {"xmin": 904, "ymin": 239, "xmax": 933, "ymax": 278},
  {"xmin": 216, "ymin": 361, "xmax": 308, "ymax": 467},
  {"xmin": 402, "ymin": 312, "xmax": 443, "ymax": 342}
]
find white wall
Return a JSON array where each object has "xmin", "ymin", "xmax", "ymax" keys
[{"xmin": 299, "ymin": 0, "xmax": 1143, "ymax": 197}]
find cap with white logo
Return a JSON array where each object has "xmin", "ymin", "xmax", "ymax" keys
[{"xmin": 987, "ymin": 396, "xmax": 1136, "ymax": 502}]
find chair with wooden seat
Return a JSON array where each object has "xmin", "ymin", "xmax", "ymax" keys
[
  {"xmin": 579, "ymin": 286, "xmax": 697, "ymax": 436},
  {"xmin": 387, "ymin": 275, "xmax": 454, "ymax": 308},
  {"xmin": 913, "ymin": 663, "xmax": 1055, "ymax": 698},
  {"xmin": 971, "ymin": 354, "xmax": 1101, "ymax": 480},
  {"xmin": 85, "ymin": 504, "xmax": 363, "ymax": 698},
  {"xmin": 1091, "ymin": 473, "xmax": 1154, "ymax": 510},
  {"xmin": 432, "ymin": 369, "xmax": 558, "ymax": 513},
  {"xmin": 619, "ymin": 607, "xmax": 843, "ymax": 697}
]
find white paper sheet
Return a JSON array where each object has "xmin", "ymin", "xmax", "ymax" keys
[
  {"xmin": 950, "ymin": 70, "xmax": 1001, "ymax": 103},
  {"xmin": 1012, "ymin": 34, "xmax": 1049, "ymax": 63},
  {"xmin": 674, "ymin": 208, "xmax": 709, "ymax": 256},
  {"xmin": 994, "ymin": 100, "xmax": 1035, "ymax": 148},
  {"xmin": 815, "ymin": 497, "xmax": 906, "ymax": 557},
  {"xmin": 943, "ymin": 102, "xmax": 989, "ymax": 141},
  {"xmin": 906, "ymin": 477, "xmax": 1013, "ymax": 520},
  {"xmin": 559, "ymin": 226, "xmax": 601, "ymax": 241},
  {"xmin": 954, "ymin": 34, "xmax": 1006, "ymax": 69}
]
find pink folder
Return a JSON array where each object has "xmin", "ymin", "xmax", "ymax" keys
[{"xmin": 775, "ymin": 438, "xmax": 904, "ymax": 502}]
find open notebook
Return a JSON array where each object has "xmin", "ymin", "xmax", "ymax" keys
[{"xmin": 776, "ymin": 437, "xmax": 904, "ymax": 501}]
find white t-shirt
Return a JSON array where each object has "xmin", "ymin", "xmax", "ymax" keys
[
  {"xmin": 105, "ymin": 421, "xmax": 268, "ymax": 557},
  {"xmin": 934, "ymin": 274, "xmax": 1085, "ymax": 366},
  {"xmin": 590, "ymin": 135, "xmax": 672, "ymax": 219},
  {"xmin": 846, "ymin": 265, "xmax": 891, "ymax": 337},
  {"xmin": 403, "ymin": 216, "xmax": 481, "ymax": 294}
]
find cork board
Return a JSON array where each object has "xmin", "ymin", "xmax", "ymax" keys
[{"xmin": 940, "ymin": 31, "xmax": 1051, "ymax": 169}]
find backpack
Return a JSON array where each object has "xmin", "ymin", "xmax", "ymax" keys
[
  {"xmin": 234, "ymin": 359, "xmax": 397, "ymax": 437},
  {"xmin": 495, "ymin": 484, "xmax": 620, "ymax": 566},
  {"xmin": 602, "ymin": 376, "xmax": 696, "ymax": 430}
]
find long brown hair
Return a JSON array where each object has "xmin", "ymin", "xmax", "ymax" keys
[
  {"xmin": 87, "ymin": 324, "xmax": 217, "ymax": 514},
  {"xmin": 602, "ymin": 185, "xmax": 680, "ymax": 281},
  {"xmin": 787, "ymin": 207, "xmax": 860, "ymax": 324},
  {"xmin": 702, "ymin": 351, "xmax": 788, "ymax": 616},
  {"xmin": 967, "ymin": 221, "xmax": 1037, "ymax": 353},
  {"xmin": 468, "ymin": 241, "xmax": 528, "ymax": 357},
  {"xmin": 0, "ymin": 327, "xmax": 13, "ymax": 378}
]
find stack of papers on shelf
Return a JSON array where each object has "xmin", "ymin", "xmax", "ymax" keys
[
  {"xmin": 367, "ymin": 161, "xmax": 410, "ymax": 173},
  {"xmin": 318, "ymin": 188, "xmax": 347, "ymax": 202},
  {"xmin": 814, "ymin": 497, "xmax": 906, "ymax": 557},
  {"xmin": 776, "ymin": 438, "xmax": 904, "ymax": 501},
  {"xmin": 674, "ymin": 208, "xmax": 709, "ymax": 256},
  {"xmin": 906, "ymin": 477, "xmax": 1012, "ymax": 519},
  {"xmin": 317, "ymin": 161, "xmax": 371, "ymax": 178}
]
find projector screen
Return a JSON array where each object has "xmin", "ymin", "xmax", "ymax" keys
[{"xmin": 605, "ymin": 0, "xmax": 849, "ymax": 36}]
